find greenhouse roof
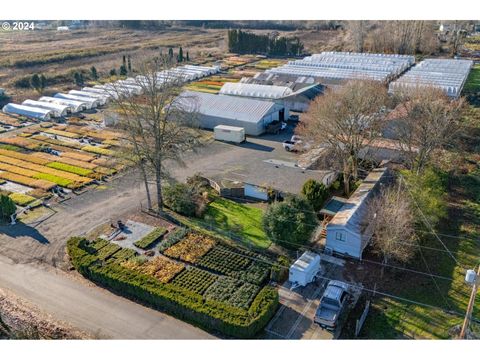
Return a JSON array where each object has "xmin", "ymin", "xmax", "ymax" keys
[{"xmin": 219, "ymin": 82, "xmax": 293, "ymax": 99}]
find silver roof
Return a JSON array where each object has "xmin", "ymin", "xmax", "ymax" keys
[
  {"xmin": 219, "ymin": 82, "xmax": 293, "ymax": 99},
  {"xmin": 178, "ymin": 91, "xmax": 278, "ymax": 123}
]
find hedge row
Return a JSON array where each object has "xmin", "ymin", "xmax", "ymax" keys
[
  {"xmin": 67, "ymin": 237, "xmax": 278, "ymax": 338},
  {"xmin": 134, "ymin": 227, "xmax": 167, "ymax": 250}
]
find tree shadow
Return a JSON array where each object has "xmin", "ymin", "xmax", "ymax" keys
[{"xmin": 0, "ymin": 223, "xmax": 49, "ymax": 244}]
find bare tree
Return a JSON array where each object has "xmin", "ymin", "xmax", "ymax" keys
[
  {"xmin": 346, "ymin": 21, "xmax": 368, "ymax": 52},
  {"xmin": 298, "ymin": 80, "xmax": 388, "ymax": 195},
  {"xmin": 367, "ymin": 180, "xmax": 416, "ymax": 277},
  {"xmin": 392, "ymin": 87, "xmax": 465, "ymax": 174},
  {"xmin": 108, "ymin": 55, "xmax": 201, "ymax": 214}
]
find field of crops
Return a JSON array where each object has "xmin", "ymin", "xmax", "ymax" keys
[
  {"xmin": 0, "ymin": 121, "xmax": 121, "ymax": 192},
  {"xmin": 185, "ymin": 75, "xmax": 241, "ymax": 94}
]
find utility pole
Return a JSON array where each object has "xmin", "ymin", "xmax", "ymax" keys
[{"xmin": 459, "ymin": 265, "xmax": 480, "ymax": 339}]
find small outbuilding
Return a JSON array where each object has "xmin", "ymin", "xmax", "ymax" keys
[{"xmin": 289, "ymin": 251, "xmax": 322, "ymax": 288}]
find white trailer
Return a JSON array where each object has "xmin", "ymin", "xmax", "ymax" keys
[
  {"xmin": 289, "ymin": 251, "xmax": 321, "ymax": 289},
  {"xmin": 213, "ymin": 125, "xmax": 245, "ymax": 144}
]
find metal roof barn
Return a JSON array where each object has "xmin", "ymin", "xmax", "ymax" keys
[
  {"xmin": 176, "ymin": 91, "xmax": 282, "ymax": 136},
  {"xmin": 266, "ymin": 51, "xmax": 415, "ymax": 84},
  {"xmin": 39, "ymin": 96, "xmax": 88, "ymax": 112},
  {"xmin": 219, "ymin": 83, "xmax": 293, "ymax": 99},
  {"xmin": 68, "ymin": 90, "xmax": 109, "ymax": 105},
  {"xmin": 22, "ymin": 99, "xmax": 70, "ymax": 117},
  {"xmin": 325, "ymin": 167, "xmax": 388, "ymax": 259},
  {"xmin": 54, "ymin": 93, "xmax": 100, "ymax": 108},
  {"xmin": 2, "ymin": 103, "xmax": 53, "ymax": 120},
  {"xmin": 388, "ymin": 58, "xmax": 473, "ymax": 98}
]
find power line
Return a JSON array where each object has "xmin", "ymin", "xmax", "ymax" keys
[
  {"xmin": 194, "ymin": 241, "xmax": 472, "ymax": 321},
  {"xmin": 399, "ymin": 173, "xmax": 463, "ymax": 268}
]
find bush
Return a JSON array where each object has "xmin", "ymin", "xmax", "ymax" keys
[
  {"xmin": 158, "ymin": 227, "xmax": 189, "ymax": 252},
  {"xmin": 134, "ymin": 227, "xmax": 167, "ymax": 250},
  {"xmin": 263, "ymin": 195, "xmax": 317, "ymax": 249},
  {"xmin": 163, "ymin": 183, "xmax": 197, "ymax": 217},
  {"xmin": 301, "ymin": 179, "xmax": 329, "ymax": 212},
  {"xmin": 0, "ymin": 194, "xmax": 16, "ymax": 220}
]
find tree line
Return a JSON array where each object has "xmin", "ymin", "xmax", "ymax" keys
[{"xmin": 227, "ymin": 29, "xmax": 304, "ymax": 56}]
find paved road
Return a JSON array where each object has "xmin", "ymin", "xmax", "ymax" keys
[{"xmin": 0, "ymin": 255, "xmax": 215, "ymax": 339}]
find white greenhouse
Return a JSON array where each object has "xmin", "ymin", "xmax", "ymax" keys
[
  {"xmin": 81, "ymin": 87, "xmax": 116, "ymax": 99},
  {"xmin": 54, "ymin": 93, "xmax": 100, "ymax": 108},
  {"xmin": 388, "ymin": 58, "xmax": 473, "ymax": 98},
  {"xmin": 219, "ymin": 83, "xmax": 293, "ymax": 99},
  {"xmin": 22, "ymin": 99, "xmax": 71, "ymax": 117},
  {"xmin": 68, "ymin": 90, "xmax": 109, "ymax": 105},
  {"xmin": 39, "ymin": 96, "xmax": 88, "ymax": 112},
  {"xmin": 2, "ymin": 103, "xmax": 53, "ymax": 120},
  {"xmin": 266, "ymin": 51, "xmax": 415, "ymax": 84}
]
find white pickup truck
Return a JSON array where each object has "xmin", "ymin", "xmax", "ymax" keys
[
  {"xmin": 314, "ymin": 280, "xmax": 350, "ymax": 331},
  {"xmin": 282, "ymin": 135, "xmax": 310, "ymax": 152}
]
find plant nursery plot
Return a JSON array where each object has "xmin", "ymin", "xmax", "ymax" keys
[
  {"xmin": 0, "ymin": 149, "xmax": 50, "ymax": 165},
  {"xmin": 122, "ymin": 256, "xmax": 185, "ymax": 283},
  {"xmin": 8, "ymin": 192, "xmax": 36, "ymax": 206},
  {"xmin": 171, "ymin": 267, "xmax": 218, "ymax": 295},
  {"xmin": 0, "ymin": 171, "xmax": 56, "ymax": 190},
  {"xmin": 204, "ymin": 277, "xmax": 243, "ymax": 303},
  {"xmin": 46, "ymin": 162, "xmax": 93, "ymax": 176},
  {"xmin": 134, "ymin": 227, "xmax": 167, "ymax": 250},
  {"xmin": 229, "ymin": 282, "xmax": 260, "ymax": 309},
  {"xmin": 163, "ymin": 233, "xmax": 216, "ymax": 263},
  {"xmin": 111, "ymin": 248, "xmax": 137, "ymax": 262},
  {"xmin": 196, "ymin": 244, "xmax": 271, "ymax": 285},
  {"xmin": 96, "ymin": 243, "xmax": 121, "ymax": 261},
  {"xmin": 90, "ymin": 238, "xmax": 110, "ymax": 251}
]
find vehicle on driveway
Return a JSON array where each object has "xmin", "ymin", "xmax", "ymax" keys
[
  {"xmin": 282, "ymin": 135, "xmax": 311, "ymax": 152},
  {"xmin": 314, "ymin": 280, "xmax": 350, "ymax": 331}
]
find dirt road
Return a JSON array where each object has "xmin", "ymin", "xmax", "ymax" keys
[{"xmin": 0, "ymin": 255, "xmax": 214, "ymax": 339}]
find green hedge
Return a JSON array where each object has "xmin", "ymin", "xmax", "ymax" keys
[
  {"xmin": 134, "ymin": 227, "xmax": 167, "ymax": 250},
  {"xmin": 67, "ymin": 237, "xmax": 278, "ymax": 338}
]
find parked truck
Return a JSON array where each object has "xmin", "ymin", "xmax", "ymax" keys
[{"xmin": 314, "ymin": 280, "xmax": 350, "ymax": 331}]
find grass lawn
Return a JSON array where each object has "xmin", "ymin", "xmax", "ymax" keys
[
  {"xmin": 359, "ymin": 107, "xmax": 480, "ymax": 339},
  {"xmin": 190, "ymin": 197, "xmax": 271, "ymax": 250},
  {"xmin": 464, "ymin": 64, "xmax": 480, "ymax": 93}
]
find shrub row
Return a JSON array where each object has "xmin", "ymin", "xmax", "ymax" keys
[
  {"xmin": 134, "ymin": 227, "xmax": 167, "ymax": 250},
  {"xmin": 157, "ymin": 227, "xmax": 189, "ymax": 252},
  {"xmin": 67, "ymin": 237, "xmax": 279, "ymax": 338}
]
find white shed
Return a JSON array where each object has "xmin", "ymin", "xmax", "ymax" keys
[
  {"xmin": 2, "ymin": 103, "xmax": 53, "ymax": 121},
  {"xmin": 289, "ymin": 251, "xmax": 321, "ymax": 287},
  {"xmin": 22, "ymin": 99, "xmax": 70, "ymax": 117}
]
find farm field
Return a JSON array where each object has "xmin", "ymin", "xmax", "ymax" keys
[
  {"xmin": 67, "ymin": 221, "xmax": 279, "ymax": 338},
  {"xmin": 0, "ymin": 116, "xmax": 122, "ymax": 210},
  {"xmin": 463, "ymin": 64, "xmax": 480, "ymax": 93}
]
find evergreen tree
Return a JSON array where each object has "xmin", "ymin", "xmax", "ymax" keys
[
  {"xmin": 90, "ymin": 66, "xmax": 98, "ymax": 80},
  {"xmin": 178, "ymin": 47, "xmax": 184, "ymax": 62},
  {"xmin": 122, "ymin": 55, "xmax": 126, "ymax": 68},
  {"xmin": 168, "ymin": 47, "xmax": 174, "ymax": 59},
  {"xmin": 186, "ymin": 51, "xmax": 190, "ymax": 61},
  {"xmin": 74, "ymin": 72, "xmax": 84, "ymax": 86},
  {"xmin": 119, "ymin": 65, "xmax": 127, "ymax": 76},
  {"xmin": 127, "ymin": 55, "xmax": 132, "ymax": 72},
  {"xmin": 30, "ymin": 74, "xmax": 41, "ymax": 92},
  {"xmin": 0, "ymin": 195, "xmax": 16, "ymax": 221},
  {"xmin": 110, "ymin": 68, "xmax": 117, "ymax": 76},
  {"xmin": 39, "ymin": 75, "xmax": 47, "ymax": 92}
]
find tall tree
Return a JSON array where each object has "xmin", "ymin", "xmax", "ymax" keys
[
  {"xmin": 107, "ymin": 56, "xmax": 202, "ymax": 214},
  {"xmin": 186, "ymin": 51, "xmax": 190, "ymax": 61},
  {"xmin": 178, "ymin": 47, "xmax": 184, "ymax": 62},
  {"xmin": 30, "ymin": 74, "xmax": 42, "ymax": 92},
  {"xmin": 298, "ymin": 80, "xmax": 389, "ymax": 195},
  {"xmin": 392, "ymin": 87, "xmax": 465, "ymax": 173},
  {"xmin": 90, "ymin": 66, "xmax": 98, "ymax": 80},
  {"xmin": 168, "ymin": 47, "xmax": 174, "ymax": 60},
  {"xmin": 127, "ymin": 55, "xmax": 132, "ymax": 72},
  {"xmin": 0, "ymin": 195, "xmax": 16, "ymax": 221},
  {"xmin": 39, "ymin": 75, "xmax": 47, "ymax": 91},
  {"xmin": 367, "ymin": 180, "xmax": 416, "ymax": 278}
]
